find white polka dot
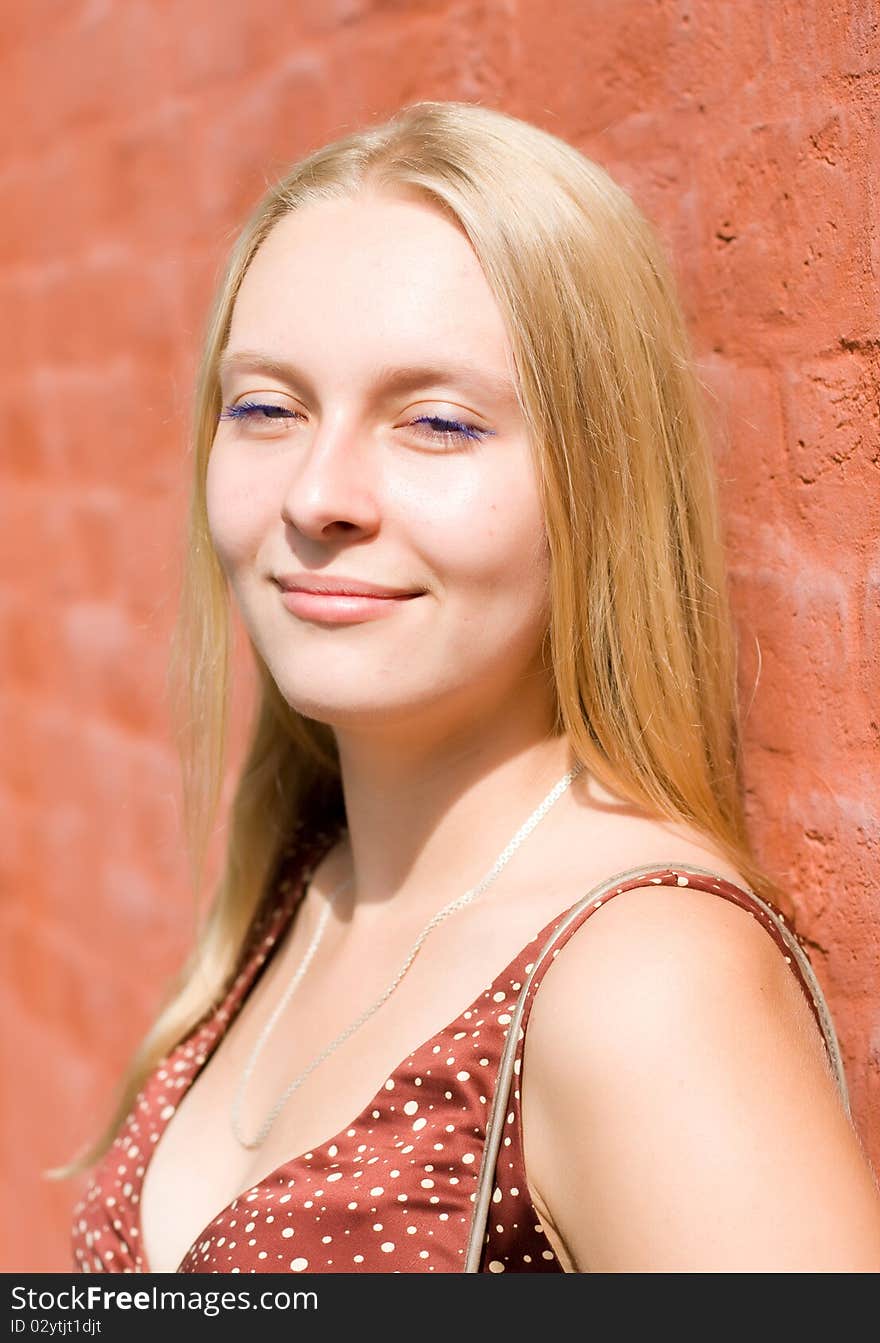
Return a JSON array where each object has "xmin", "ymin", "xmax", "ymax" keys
[
  {"xmin": 281, "ymin": 1228, "xmax": 295, "ymax": 1239},
  {"xmin": 412, "ymin": 1118, "xmax": 427, "ymax": 1131},
  {"xmin": 369, "ymin": 1186, "xmax": 384, "ymax": 1197},
  {"xmin": 489, "ymin": 1260, "xmax": 506, "ymax": 1272},
  {"xmin": 380, "ymin": 1241, "xmax": 395, "ymax": 1252},
  {"xmin": 456, "ymin": 1070, "xmax": 470, "ymax": 1081},
  {"xmin": 290, "ymin": 1257, "xmax": 309, "ymax": 1271},
  {"xmin": 403, "ymin": 1100, "xmax": 419, "ymax": 1115}
]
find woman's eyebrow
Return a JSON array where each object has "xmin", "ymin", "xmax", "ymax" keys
[{"xmin": 217, "ymin": 349, "xmax": 518, "ymax": 406}]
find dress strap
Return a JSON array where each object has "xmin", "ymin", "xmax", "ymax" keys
[{"xmin": 463, "ymin": 861, "xmax": 851, "ymax": 1272}]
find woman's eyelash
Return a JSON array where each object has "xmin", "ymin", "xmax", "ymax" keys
[
  {"xmin": 409, "ymin": 414, "xmax": 487, "ymax": 443},
  {"xmin": 219, "ymin": 400, "xmax": 294, "ymax": 423},
  {"xmin": 218, "ymin": 401, "xmax": 490, "ymax": 444}
]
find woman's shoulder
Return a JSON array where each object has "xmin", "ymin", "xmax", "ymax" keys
[
  {"xmin": 523, "ymin": 809, "xmax": 832, "ymax": 1075},
  {"xmin": 517, "ymin": 843, "xmax": 859, "ymax": 1270},
  {"xmin": 527, "ymin": 856, "xmax": 797, "ymax": 1051},
  {"xmin": 525, "ymin": 813, "xmax": 786, "ymax": 1005},
  {"xmin": 524, "ymin": 834, "xmax": 795, "ymax": 1053}
]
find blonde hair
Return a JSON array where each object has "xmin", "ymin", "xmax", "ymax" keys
[{"xmin": 46, "ymin": 99, "xmax": 788, "ymax": 1180}]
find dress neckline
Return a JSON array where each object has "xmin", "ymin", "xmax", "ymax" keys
[{"xmin": 134, "ymin": 825, "xmax": 574, "ymax": 1272}]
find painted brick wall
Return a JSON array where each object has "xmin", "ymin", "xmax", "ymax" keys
[{"xmin": 1, "ymin": 0, "xmax": 877, "ymax": 1271}]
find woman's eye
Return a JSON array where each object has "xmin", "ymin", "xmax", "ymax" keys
[
  {"xmin": 219, "ymin": 400, "xmax": 299, "ymax": 427},
  {"xmin": 408, "ymin": 415, "xmax": 488, "ymax": 445}
]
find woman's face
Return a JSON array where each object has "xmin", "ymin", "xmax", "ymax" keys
[{"xmin": 207, "ymin": 190, "xmax": 553, "ymax": 742}]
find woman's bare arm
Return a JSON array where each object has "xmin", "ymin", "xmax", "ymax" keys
[{"xmin": 521, "ymin": 884, "xmax": 880, "ymax": 1272}]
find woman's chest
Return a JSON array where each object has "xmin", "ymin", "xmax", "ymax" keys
[
  {"xmin": 138, "ymin": 1000, "xmax": 515, "ymax": 1273},
  {"xmin": 168, "ymin": 1067, "xmax": 491, "ymax": 1274},
  {"xmin": 137, "ymin": 901, "xmax": 549, "ymax": 1273}
]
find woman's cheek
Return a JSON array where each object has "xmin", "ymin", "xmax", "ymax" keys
[{"xmin": 205, "ymin": 445, "xmax": 267, "ymax": 569}]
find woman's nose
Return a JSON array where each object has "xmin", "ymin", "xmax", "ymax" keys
[{"xmin": 280, "ymin": 417, "xmax": 381, "ymax": 539}]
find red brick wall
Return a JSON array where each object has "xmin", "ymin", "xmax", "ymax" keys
[{"xmin": 1, "ymin": 1, "xmax": 877, "ymax": 1271}]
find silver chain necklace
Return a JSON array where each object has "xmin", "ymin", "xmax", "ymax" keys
[{"xmin": 231, "ymin": 761, "xmax": 583, "ymax": 1150}]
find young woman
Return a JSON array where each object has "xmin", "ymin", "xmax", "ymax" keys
[{"xmin": 54, "ymin": 101, "xmax": 880, "ymax": 1273}]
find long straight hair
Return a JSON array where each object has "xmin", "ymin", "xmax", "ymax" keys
[{"xmin": 46, "ymin": 99, "xmax": 788, "ymax": 1180}]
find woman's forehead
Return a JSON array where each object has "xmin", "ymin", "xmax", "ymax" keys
[
  {"xmin": 228, "ymin": 195, "xmax": 514, "ymax": 373},
  {"xmin": 248, "ymin": 195, "xmax": 480, "ymax": 292}
]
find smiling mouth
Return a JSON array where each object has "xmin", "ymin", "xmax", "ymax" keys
[{"xmin": 274, "ymin": 585, "xmax": 424, "ymax": 624}]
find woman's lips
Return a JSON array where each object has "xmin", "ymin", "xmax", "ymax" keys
[{"xmin": 277, "ymin": 588, "xmax": 423, "ymax": 624}]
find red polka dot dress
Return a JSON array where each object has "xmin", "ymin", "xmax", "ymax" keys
[{"xmin": 71, "ymin": 822, "xmax": 839, "ymax": 1274}]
